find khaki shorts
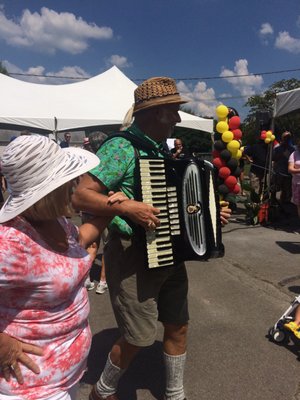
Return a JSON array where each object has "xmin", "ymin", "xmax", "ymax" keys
[{"xmin": 104, "ymin": 232, "xmax": 189, "ymax": 347}]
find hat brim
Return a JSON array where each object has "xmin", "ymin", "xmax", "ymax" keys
[
  {"xmin": 133, "ymin": 95, "xmax": 188, "ymax": 115},
  {"xmin": 0, "ymin": 147, "xmax": 99, "ymax": 223}
]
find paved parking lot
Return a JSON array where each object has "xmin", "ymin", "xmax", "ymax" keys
[{"xmin": 76, "ymin": 202, "xmax": 300, "ymax": 400}]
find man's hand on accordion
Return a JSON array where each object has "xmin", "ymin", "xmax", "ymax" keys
[
  {"xmin": 220, "ymin": 201, "xmax": 232, "ymax": 226},
  {"xmin": 122, "ymin": 200, "xmax": 161, "ymax": 231}
]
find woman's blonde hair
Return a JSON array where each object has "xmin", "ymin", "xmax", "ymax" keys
[{"xmin": 22, "ymin": 182, "xmax": 72, "ymax": 221}]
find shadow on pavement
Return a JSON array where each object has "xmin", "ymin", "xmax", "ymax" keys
[
  {"xmin": 81, "ymin": 329, "xmax": 165, "ymax": 400},
  {"xmin": 288, "ymin": 285, "xmax": 300, "ymax": 295},
  {"xmin": 276, "ymin": 241, "xmax": 300, "ymax": 254}
]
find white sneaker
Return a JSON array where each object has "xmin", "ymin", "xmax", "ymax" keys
[
  {"xmin": 84, "ymin": 277, "xmax": 95, "ymax": 291},
  {"xmin": 95, "ymin": 280, "xmax": 108, "ymax": 294}
]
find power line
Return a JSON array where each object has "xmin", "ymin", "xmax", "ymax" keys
[
  {"xmin": 164, "ymin": 67, "xmax": 300, "ymax": 82},
  {"xmin": 7, "ymin": 66, "xmax": 300, "ymax": 82},
  {"xmin": 8, "ymin": 72, "xmax": 87, "ymax": 80}
]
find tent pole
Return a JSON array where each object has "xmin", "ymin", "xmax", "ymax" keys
[
  {"xmin": 265, "ymin": 117, "xmax": 275, "ymax": 220},
  {"xmin": 53, "ymin": 117, "xmax": 58, "ymax": 141}
]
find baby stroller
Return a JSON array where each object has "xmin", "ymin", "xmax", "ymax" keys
[{"xmin": 268, "ymin": 295, "xmax": 300, "ymax": 344}]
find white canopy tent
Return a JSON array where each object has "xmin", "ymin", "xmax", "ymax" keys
[
  {"xmin": 273, "ymin": 87, "xmax": 300, "ymax": 118},
  {"xmin": 0, "ymin": 66, "xmax": 213, "ymax": 134}
]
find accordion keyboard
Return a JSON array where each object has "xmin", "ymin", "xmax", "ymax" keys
[{"xmin": 139, "ymin": 159, "xmax": 180, "ymax": 268}]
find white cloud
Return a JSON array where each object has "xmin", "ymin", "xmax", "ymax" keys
[
  {"xmin": 220, "ymin": 59, "xmax": 263, "ymax": 97},
  {"xmin": 106, "ymin": 54, "xmax": 132, "ymax": 68},
  {"xmin": 3, "ymin": 60, "xmax": 90, "ymax": 84},
  {"xmin": 275, "ymin": 31, "xmax": 300, "ymax": 54},
  {"xmin": 0, "ymin": 7, "xmax": 113, "ymax": 54},
  {"xmin": 177, "ymin": 80, "xmax": 219, "ymax": 117},
  {"xmin": 259, "ymin": 22, "xmax": 273, "ymax": 45},
  {"xmin": 259, "ymin": 22, "xmax": 273, "ymax": 36}
]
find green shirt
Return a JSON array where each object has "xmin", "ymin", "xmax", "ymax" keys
[{"xmin": 89, "ymin": 123, "xmax": 163, "ymax": 235}]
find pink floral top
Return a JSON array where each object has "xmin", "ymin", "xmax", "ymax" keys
[{"xmin": 0, "ymin": 216, "xmax": 92, "ymax": 399}]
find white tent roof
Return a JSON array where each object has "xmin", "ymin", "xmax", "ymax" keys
[
  {"xmin": 0, "ymin": 66, "xmax": 213, "ymax": 133},
  {"xmin": 273, "ymin": 87, "xmax": 300, "ymax": 117}
]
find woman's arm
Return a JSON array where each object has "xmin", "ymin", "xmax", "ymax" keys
[
  {"xmin": 288, "ymin": 161, "xmax": 300, "ymax": 174},
  {"xmin": 0, "ymin": 332, "xmax": 43, "ymax": 384},
  {"xmin": 78, "ymin": 191, "xmax": 129, "ymax": 248}
]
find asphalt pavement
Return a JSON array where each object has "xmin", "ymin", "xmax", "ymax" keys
[{"xmin": 76, "ymin": 200, "xmax": 300, "ymax": 400}]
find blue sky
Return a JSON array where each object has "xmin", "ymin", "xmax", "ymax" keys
[{"xmin": 0, "ymin": 0, "xmax": 300, "ymax": 119}]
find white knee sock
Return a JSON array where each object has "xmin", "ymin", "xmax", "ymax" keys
[
  {"xmin": 95, "ymin": 353, "xmax": 125, "ymax": 398},
  {"xmin": 164, "ymin": 352, "xmax": 186, "ymax": 400}
]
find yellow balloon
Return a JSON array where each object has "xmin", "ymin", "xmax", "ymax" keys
[
  {"xmin": 227, "ymin": 140, "xmax": 240, "ymax": 152},
  {"xmin": 265, "ymin": 138, "xmax": 271, "ymax": 144},
  {"xmin": 216, "ymin": 121, "xmax": 229, "ymax": 134},
  {"xmin": 216, "ymin": 105, "xmax": 229, "ymax": 119},
  {"xmin": 222, "ymin": 130, "xmax": 234, "ymax": 143},
  {"xmin": 232, "ymin": 149, "xmax": 242, "ymax": 160},
  {"xmin": 266, "ymin": 130, "xmax": 272, "ymax": 138},
  {"xmin": 271, "ymin": 135, "xmax": 275, "ymax": 141}
]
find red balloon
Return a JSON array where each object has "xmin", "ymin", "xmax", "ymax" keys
[
  {"xmin": 232, "ymin": 184, "xmax": 240, "ymax": 194},
  {"xmin": 224, "ymin": 175, "xmax": 237, "ymax": 188},
  {"xmin": 212, "ymin": 157, "xmax": 225, "ymax": 169},
  {"xmin": 219, "ymin": 166, "xmax": 231, "ymax": 179},
  {"xmin": 260, "ymin": 132, "xmax": 266, "ymax": 140},
  {"xmin": 232, "ymin": 128, "xmax": 242, "ymax": 140},
  {"xmin": 228, "ymin": 116, "xmax": 241, "ymax": 130}
]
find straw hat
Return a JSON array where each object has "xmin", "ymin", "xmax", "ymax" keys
[
  {"xmin": 0, "ymin": 135, "xmax": 99, "ymax": 223},
  {"xmin": 133, "ymin": 77, "xmax": 188, "ymax": 114}
]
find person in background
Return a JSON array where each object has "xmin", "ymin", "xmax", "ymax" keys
[
  {"xmin": 83, "ymin": 131, "xmax": 109, "ymax": 295},
  {"xmin": 272, "ymin": 131, "xmax": 294, "ymax": 204},
  {"xmin": 73, "ymin": 77, "xmax": 231, "ymax": 400},
  {"xmin": 288, "ymin": 137, "xmax": 300, "ymax": 218},
  {"xmin": 171, "ymin": 138, "xmax": 191, "ymax": 159},
  {"xmin": 83, "ymin": 137, "xmax": 92, "ymax": 152},
  {"xmin": 0, "ymin": 135, "xmax": 126, "ymax": 400},
  {"xmin": 60, "ymin": 132, "xmax": 71, "ymax": 148},
  {"xmin": 243, "ymin": 138, "xmax": 268, "ymax": 196}
]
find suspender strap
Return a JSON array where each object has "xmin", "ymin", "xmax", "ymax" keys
[{"xmin": 99, "ymin": 131, "xmax": 170, "ymax": 158}]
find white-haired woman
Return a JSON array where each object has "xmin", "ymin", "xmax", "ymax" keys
[{"xmin": 0, "ymin": 135, "xmax": 126, "ymax": 400}]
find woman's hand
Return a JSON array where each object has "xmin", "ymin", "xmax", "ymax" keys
[
  {"xmin": 220, "ymin": 201, "xmax": 232, "ymax": 226},
  {"xmin": 107, "ymin": 191, "xmax": 129, "ymax": 205},
  {"xmin": 0, "ymin": 333, "xmax": 43, "ymax": 384}
]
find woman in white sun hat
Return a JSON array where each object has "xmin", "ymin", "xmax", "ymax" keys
[{"xmin": 0, "ymin": 135, "xmax": 126, "ymax": 400}]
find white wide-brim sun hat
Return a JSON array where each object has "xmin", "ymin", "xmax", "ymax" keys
[{"xmin": 0, "ymin": 135, "xmax": 100, "ymax": 223}]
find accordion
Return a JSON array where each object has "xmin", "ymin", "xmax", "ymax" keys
[{"xmin": 135, "ymin": 157, "xmax": 224, "ymax": 269}]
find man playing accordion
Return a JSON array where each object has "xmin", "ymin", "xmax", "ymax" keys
[{"xmin": 72, "ymin": 76, "xmax": 231, "ymax": 400}]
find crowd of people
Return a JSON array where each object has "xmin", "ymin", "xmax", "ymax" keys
[
  {"xmin": 242, "ymin": 130, "xmax": 300, "ymax": 217},
  {"xmin": 0, "ymin": 74, "xmax": 299, "ymax": 400}
]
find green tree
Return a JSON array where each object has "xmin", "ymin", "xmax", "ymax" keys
[
  {"xmin": 173, "ymin": 126, "xmax": 212, "ymax": 154},
  {"xmin": 176, "ymin": 105, "xmax": 213, "ymax": 154},
  {"xmin": 0, "ymin": 61, "xmax": 9, "ymax": 76},
  {"xmin": 243, "ymin": 78, "xmax": 300, "ymax": 144}
]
